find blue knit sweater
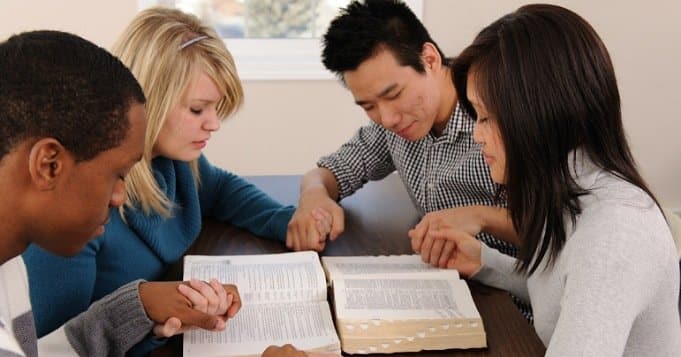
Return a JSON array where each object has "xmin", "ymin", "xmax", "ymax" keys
[{"xmin": 23, "ymin": 155, "xmax": 294, "ymax": 350}]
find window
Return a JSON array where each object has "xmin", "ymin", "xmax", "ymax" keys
[{"xmin": 139, "ymin": 0, "xmax": 423, "ymax": 80}]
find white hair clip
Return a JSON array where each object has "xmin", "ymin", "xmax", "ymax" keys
[{"xmin": 179, "ymin": 35, "xmax": 209, "ymax": 50}]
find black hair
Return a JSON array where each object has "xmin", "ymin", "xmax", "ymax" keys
[
  {"xmin": 452, "ymin": 4, "xmax": 660, "ymax": 274},
  {"xmin": 0, "ymin": 30, "xmax": 145, "ymax": 161},
  {"xmin": 322, "ymin": 0, "xmax": 445, "ymax": 79}
]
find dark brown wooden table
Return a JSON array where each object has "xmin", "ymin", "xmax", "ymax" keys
[{"xmin": 158, "ymin": 174, "xmax": 545, "ymax": 357}]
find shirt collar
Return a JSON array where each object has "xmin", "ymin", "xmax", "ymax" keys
[{"xmin": 438, "ymin": 102, "xmax": 475, "ymax": 142}]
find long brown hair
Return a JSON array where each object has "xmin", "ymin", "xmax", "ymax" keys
[{"xmin": 452, "ymin": 4, "xmax": 660, "ymax": 274}]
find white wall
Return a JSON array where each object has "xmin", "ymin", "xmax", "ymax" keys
[{"xmin": 2, "ymin": 0, "xmax": 680, "ymax": 209}]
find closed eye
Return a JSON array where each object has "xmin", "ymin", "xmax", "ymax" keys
[
  {"xmin": 190, "ymin": 108, "xmax": 203, "ymax": 115},
  {"xmin": 387, "ymin": 90, "xmax": 402, "ymax": 100}
]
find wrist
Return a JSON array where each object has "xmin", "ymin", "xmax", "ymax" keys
[
  {"xmin": 471, "ymin": 205, "xmax": 488, "ymax": 233},
  {"xmin": 300, "ymin": 185, "xmax": 330, "ymax": 201}
]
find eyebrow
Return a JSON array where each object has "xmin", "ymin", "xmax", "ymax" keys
[
  {"xmin": 355, "ymin": 83, "xmax": 398, "ymax": 106},
  {"xmin": 188, "ymin": 98, "xmax": 217, "ymax": 104}
]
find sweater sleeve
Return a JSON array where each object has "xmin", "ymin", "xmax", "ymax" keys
[
  {"xmin": 63, "ymin": 280, "xmax": 153, "ymax": 357},
  {"xmin": 317, "ymin": 122, "xmax": 395, "ymax": 200},
  {"xmin": 22, "ymin": 238, "xmax": 100, "ymax": 337},
  {"xmin": 197, "ymin": 155, "xmax": 295, "ymax": 242},
  {"xmin": 544, "ymin": 204, "xmax": 671, "ymax": 356},
  {"xmin": 472, "ymin": 243, "xmax": 530, "ymax": 303}
]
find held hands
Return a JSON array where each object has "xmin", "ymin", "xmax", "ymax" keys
[
  {"xmin": 287, "ymin": 186, "xmax": 344, "ymax": 252},
  {"xmin": 428, "ymin": 226, "xmax": 482, "ymax": 277},
  {"xmin": 409, "ymin": 206, "xmax": 485, "ymax": 268},
  {"xmin": 139, "ymin": 279, "xmax": 241, "ymax": 337},
  {"xmin": 262, "ymin": 344, "xmax": 340, "ymax": 357}
]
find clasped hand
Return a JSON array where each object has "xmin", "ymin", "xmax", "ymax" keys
[
  {"xmin": 408, "ymin": 206, "xmax": 483, "ymax": 276},
  {"xmin": 139, "ymin": 278, "xmax": 241, "ymax": 337},
  {"xmin": 287, "ymin": 187, "xmax": 343, "ymax": 252}
]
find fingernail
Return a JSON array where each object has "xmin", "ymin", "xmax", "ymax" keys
[{"xmin": 215, "ymin": 319, "xmax": 226, "ymax": 330}]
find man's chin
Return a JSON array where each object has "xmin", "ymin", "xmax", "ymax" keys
[
  {"xmin": 48, "ymin": 243, "xmax": 89, "ymax": 257},
  {"xmin": 56, "ymin": 231, "xmax": 102, "ymax": 257},
  {"xmin": 399, "ymin": 130, "xmax": 427, "ymax": 142},
  {"xmin": 93, "ymin": 225, "xmax": 106, "ymax": 237}
]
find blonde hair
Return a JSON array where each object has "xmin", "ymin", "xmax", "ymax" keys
[{"xmin": 112, "ymin": 7, "xmax": 243, "ymax": 217}]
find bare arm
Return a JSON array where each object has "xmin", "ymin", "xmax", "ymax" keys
[
  {"xmin": 410, "ymin": 205, "xmax": 519, "ymax": 268},
  {"xmin": 300, "ymin": 167, "xmax": 340, "ymax": 201},
  {"xmin": 477, "ymin": 206, "xmax": 519, "ymax": 245},
  {"xmin": 287, "ymin": 168, "xmax": 345, "ymax": 251}
]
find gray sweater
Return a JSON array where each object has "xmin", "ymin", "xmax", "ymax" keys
[
  {"xmin": 474, "ymin": 155, "xmax": 681, "ymax": 356},
  {"xmin": 0, "ymin": 256, "xmax": 153, "ymax": 356}
]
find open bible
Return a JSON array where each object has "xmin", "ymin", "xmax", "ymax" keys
[
  {"xmin": 183, "ymin": 252, "xmax": 485, "ymax": 355},
  {"xmin": 322, "ymin": 255, "xmax": 486, "ymax": 354},
  {"xmin": 182, "ymin": 252, "xmax": 341, "ymax": 357}
]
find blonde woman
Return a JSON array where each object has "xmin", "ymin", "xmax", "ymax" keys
[{"xmin": 24, "ymin": 7, "xmax": 317, "ymax": 355}]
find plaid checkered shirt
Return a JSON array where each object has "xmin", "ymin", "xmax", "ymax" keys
[
  {"xmin": 317, "ymin": 102, "xmax": 533, "ymax": 320},
  {"xmin": 318, "ymin": 102, "xmax": 516, "ymax": 256}
]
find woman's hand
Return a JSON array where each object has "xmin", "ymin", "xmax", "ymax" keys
[
  {"xmin": 140, "ymin": 279, "xmax": 241, "ymax": 337},
  {"xmin": 429, "ymin": 227, "xmax": 483, "ymax": 277}
]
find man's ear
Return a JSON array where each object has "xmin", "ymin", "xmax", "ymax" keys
[
  {"xmin": 421, "ymin": 42, "xmax": 442, "ymax": 72},
  {"xmin": 28, "ymin": 138, "xmax": 70, "ymax": 190}
]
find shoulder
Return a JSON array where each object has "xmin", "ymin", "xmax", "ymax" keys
[
  {"xmin": 0, "ymin": 256, "xmax": 31, "ymax": 328},
  {"xmin": 0, "ymin": 256, "xmax": 28, "ymax": 278},
  {"xmin": 568, "ymin": 175, "xmax": 674, "ymax": 263}
]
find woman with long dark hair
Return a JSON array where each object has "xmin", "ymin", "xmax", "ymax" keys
[{"xmin": 436, "ymin": 4, "xmax": 681, "ymax": 355}]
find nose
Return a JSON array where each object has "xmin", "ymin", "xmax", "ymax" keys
[
  {"xmin": 110, "ymin": 179, "xmax": 127, "ymax": 208},
  {"xmin": 473, "ymin": 121, "xmax": 483, "ymax": 145},
  {"xmin": 202, "ymin": 111, "xmax": 221, "ymax": 132},
  {"xmin": 377, "ymin": 103, "xmax": 401, "ymax": 130}
]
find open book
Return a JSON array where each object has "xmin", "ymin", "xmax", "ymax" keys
[
  {"xmin": 182, "ymin": 252, "xmax": 341, "ymax": 357},
  {"xmin": 183, "ymin": 252, "xmax": 485, "ymax": 355},
  {"xmin": 322, "ymin": 255, "xmax": 486, "ymax": 354}
]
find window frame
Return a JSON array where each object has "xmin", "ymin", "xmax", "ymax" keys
[{"xmin": 140, "ymin": 0, "xmax": 423, "ymax": 80}]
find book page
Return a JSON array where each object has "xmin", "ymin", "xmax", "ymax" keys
[
  {"xmin": 184, "ymin": 301, "xmax": 340, "ymax": 357},
  {"xmin": 183, "ymin": 252, "xmax": 340, "ymax": 356},
  {"xmin": 184, "ymin": 251, "xmax": 327, "ymax": 304},
  {"xmin": 333, "ymin": 272, "xmax": 479, "ymax": 320},
  {"xmin": 322, "ymin": 254, "xmax": 458, "ymax": 281}
]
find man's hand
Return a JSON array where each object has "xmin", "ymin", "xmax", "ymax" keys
[
  {"xmin": 178, "ymin": 279, "xmax": 241, "ymax": 318},
  {"xmin": 262, "ymin": 345, "xmax": 307, "ymax": 357},
  {"xmin": 287, "ymin": 186, "xmax": 344, "ymax": 252},
  {"xmin": 409, "ymin": 206, "xmax": 485, "ymax": 268},
  {"xmin": 139, "ymin": 280, "xmax": 241, "ymax": 337}
]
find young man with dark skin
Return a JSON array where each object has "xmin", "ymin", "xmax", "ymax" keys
[
  {"xmin": 0, "ymin": 30, "xmax": 239, "ymax": 356},
  {"xmin": 287, "ymin": 0, "xmax": 517, "ymax": 269}
]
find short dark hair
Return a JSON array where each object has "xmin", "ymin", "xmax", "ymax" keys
[
  {"xmin": 322, "ymin": 0, "xmax": 444, "ymax": 78},
  {"xmin": 452, "ymin": 4, "xmax": 659, "ymax": 274},
  {"xmin": 0, "ymin": 30, "xmax": 145, "ymax": 161}
]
